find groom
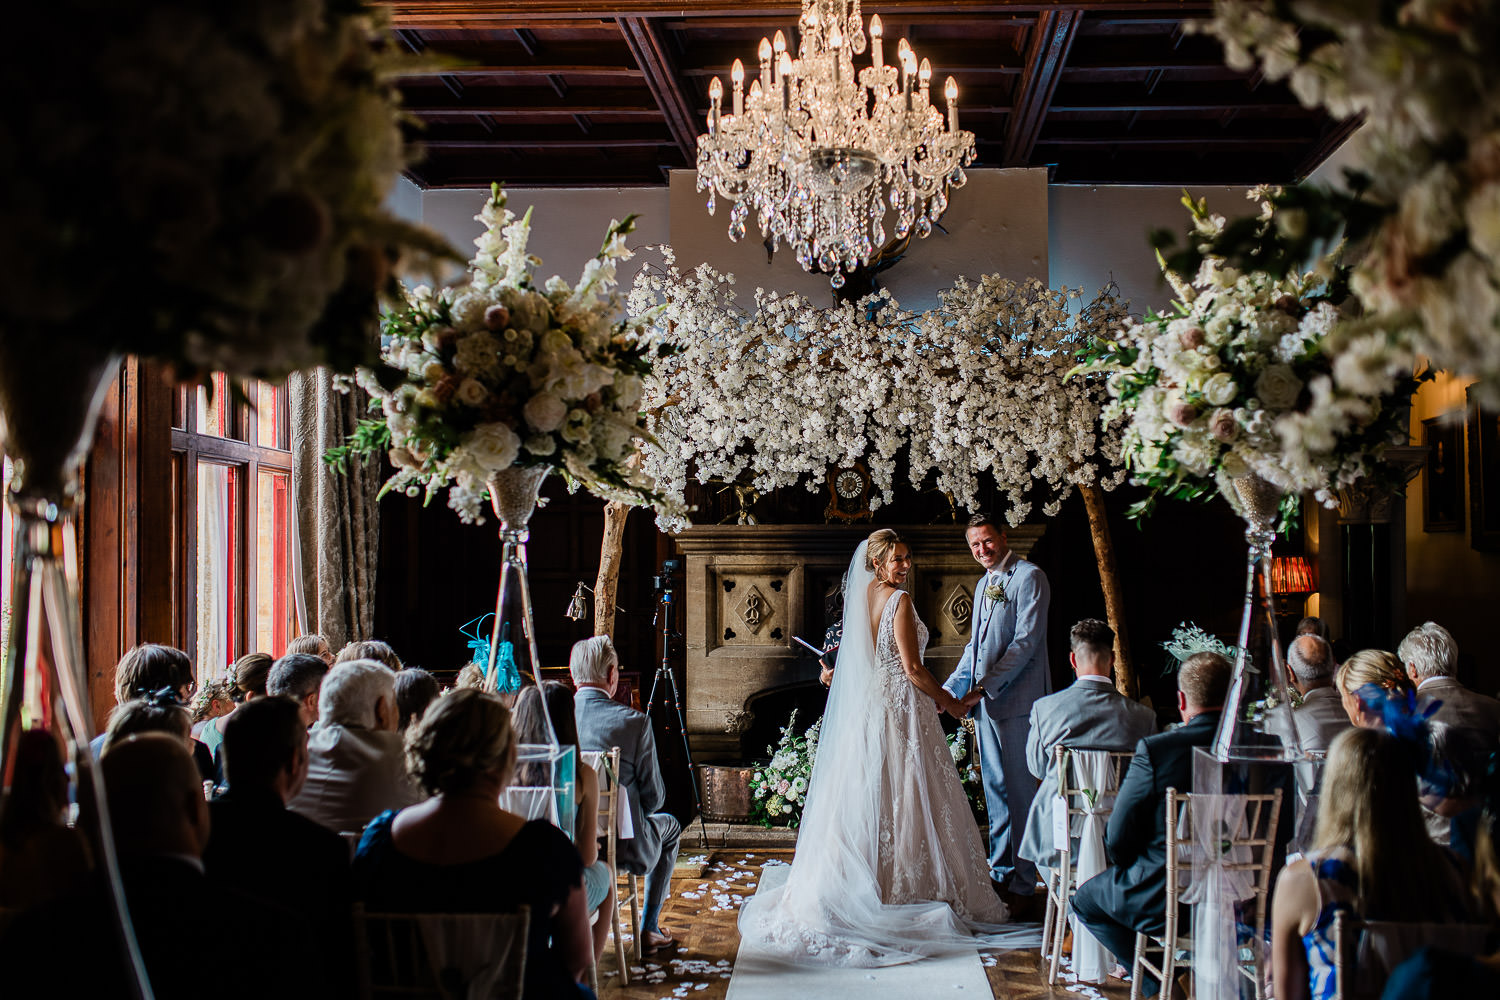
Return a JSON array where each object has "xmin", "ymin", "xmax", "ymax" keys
[{"xmin": 942, "ymin": 514, "xmax": 1051, "ymax": 919}]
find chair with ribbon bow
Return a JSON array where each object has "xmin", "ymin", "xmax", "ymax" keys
[
  {"xmin": 1043, "ymin": 745, "xmax": 1136, "ymax": 986},
  {"xmin": 1130, "ymin": 787, "xmax": 1282, "ymax": 1000},
  {"xmin": 1331, "ymin": 912, "xmax": 1491, "ymax": 1000}
]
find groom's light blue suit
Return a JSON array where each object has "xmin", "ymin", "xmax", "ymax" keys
[{"xmin": 942, "ymin": 551, "xmax": 1051, "ymax": 895}]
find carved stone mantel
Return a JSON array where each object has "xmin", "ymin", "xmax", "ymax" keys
[{"xmin": 672, "ymin": 524, "xmax": 1045, "ymax": 757}]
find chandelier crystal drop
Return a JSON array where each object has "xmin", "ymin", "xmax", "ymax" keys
[{"xmin": 695, "ymin": 0, "xmax": 976, "ymax": 288}]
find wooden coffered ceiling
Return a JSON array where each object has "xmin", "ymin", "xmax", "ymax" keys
[{"xmin": 385, "ymin": 1, "xmax": 1354, "ymax": 188}]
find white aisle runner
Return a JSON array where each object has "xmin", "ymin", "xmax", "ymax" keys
[{"xmin": 724, "ymin": 865, "xmax": 993, "ymax": 1000}]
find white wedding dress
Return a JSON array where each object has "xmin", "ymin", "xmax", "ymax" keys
[{"xmin": 738, "ymin": 541, "xmax": 1035, "ymax": 967}]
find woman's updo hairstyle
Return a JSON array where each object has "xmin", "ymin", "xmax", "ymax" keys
[
  {"xmin": 405, "ymin": 688, "xmax": 517, "ymax": 796},
  {"xmin": 230, "ymin": 652, "xmax": 273, "ymax": 702},
  {"xmin": 864, "ymin": 529, "xmax": 903, "ymax": 572}
]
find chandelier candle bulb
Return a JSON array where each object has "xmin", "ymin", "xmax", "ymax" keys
[
  {"xmin": 709, "ymin": 75, "xmax": 722, "ymax": 130},
  {"xmin": 869, "ymin": 14, "xmax": 883, "ymax": 67},
  {"xmin": 945, "ymin": 76, "xmax": 958, "ymax": 131},
  {"xmin": 731, "ymin": 58, "xmax": 744, "ymax": 115},
  {"xmin": 919, "ymin": 58, "xmax": 932, "ymax": 104},
  {"xmin": 780, "ymin": 53, "xmax": 793, "ymax": 111},
  {"xmin": 759, "ymin": 37, "xmax": 773, "ymax": 90}
]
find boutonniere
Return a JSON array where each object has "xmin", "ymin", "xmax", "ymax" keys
[{"xmin": 984, "ymin": 583, "xmax": 1007, "ymax": 605}]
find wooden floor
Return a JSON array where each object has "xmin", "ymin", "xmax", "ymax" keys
[{"xmin": 596, "ymin": 849, "xmax": 1135, "ymax": 1000}]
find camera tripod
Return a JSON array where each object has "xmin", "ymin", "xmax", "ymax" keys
[{"xmin": 648, "ymin": 562, "xmax": 709, "ymax": 843}]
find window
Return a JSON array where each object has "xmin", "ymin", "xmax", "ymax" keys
[{"xmin": 172, "ymin": 375, "xmax": 301, "ymax": 684}]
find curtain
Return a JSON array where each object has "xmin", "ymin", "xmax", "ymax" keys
[{"xmin": 288, "ymin": 368, "xmax": 379, "ymax": 653}]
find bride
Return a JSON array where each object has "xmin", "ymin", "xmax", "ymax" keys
[{"xmin": 738, "ymin": 529, "xmax": 1033, "ymax": 966}]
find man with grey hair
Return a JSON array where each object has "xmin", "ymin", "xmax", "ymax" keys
[
  {"xmin": 1400, "ymin": 621, "xmax": 1500, "ymax": 742},
  {"xmin": 287, "ymin": 659, "xmax": 422, "ymax": 834},
  {"xmin": 1272, "ymin": 634, "xmax": 1350, "ymax": 755},
  {"xmin": 571, "ymin": 635, "xmax": 680, "ymax": 951}
]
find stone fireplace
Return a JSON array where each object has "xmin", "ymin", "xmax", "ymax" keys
[{"xmin": 672, "ymin": 524, "xmax": 1044, "ymax": 761}]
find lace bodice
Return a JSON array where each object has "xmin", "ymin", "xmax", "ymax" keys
[{"xmin": 874, "ymin": 590, "xmax": 927, "ymax": 688}]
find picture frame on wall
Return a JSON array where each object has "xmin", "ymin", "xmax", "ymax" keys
[
  {"xmin": 1467, "ymin": 385, "xmax": 1500, "ymax": 551},
  {"xmin": 1423, "ymin": 416, "xmax": 1464, "ymax": 532}
]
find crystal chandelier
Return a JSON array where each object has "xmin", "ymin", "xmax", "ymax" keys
[{"xmin": 696, "ymin": 0, "xmax": 976, "ymax": 288}]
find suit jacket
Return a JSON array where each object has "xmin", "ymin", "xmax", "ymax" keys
[
  {"xmin": 286, "ymin": 724, "xmax": 422, "ymax": 836},
  {"xmin": 1266, "ymin": 685, "xmax": 1352, "ymax": 755},
  {"xmin": 575, "ymin": 686, "xmax": 668, "ymax": 873},
  {"xmin": 206, "ymin": 786, "xmax": 356, "ymax": 995},
  {"xmin": 1418, "ymin": 678, "xmax": 1500, "ymax": 743},
  {"xmin": 1019, "ymin": 677, "xmax": 1157, "ymax": 869},
  {"xmin": 1092, "ymin": 711, "xmax": 1221, "ymax": 934},
  {"xmin": 942, "ymin": 553, "xmax": 1052, "ymax": 720}
]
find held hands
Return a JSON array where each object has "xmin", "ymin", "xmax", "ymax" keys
[{"xmin": 940, "ymin": 688, "xmax": 985, "ymax": 719}]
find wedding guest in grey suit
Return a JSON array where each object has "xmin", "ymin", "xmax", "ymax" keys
[
  {"xmin": 1019, "ymin": 619, "xmax": 1156, "ymax": 876},
  {"xmin": 571, "ymin": 635, "xmax": 680, "ymax": 951},
  {"xmin": 1401, "ymin": 622, "xmax": 1500, "ymax": 743},
  {"xmin": 941, "ymin": 513, "xmax": 1051, "ymax": 915},
  {"xmin": 1274, "ymin": 634, "xmax": 1352, "ymax": 755}
]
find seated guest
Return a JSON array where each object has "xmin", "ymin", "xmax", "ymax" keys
[
  {"xmin": 189, "ymin": 675, "xmax": 235, "ymax": 740},
  {"xmin": 0, "ymin": 730, "xmax": 92, "ymax": 911},
  {"xmin": 286, "ymin": 660, "xmax": 421, "ymax": 835},
  {"xmin": 1399, "ymin": 622, "xmax": 1500, "ymax": 742},
  {"xmin": 354, "ymin": 689, "xmax": 594, "ymax": 999},
  {"xmin": 1296, "ymin": 616, "xmax": 1328, "ymax": 639},
  {"xmin": 514, "ymin": 681, "xmax": 616, "ymax": 962},
  {"xmin": 0, "ymin": 734, "xmax": 318, "ymax": 998},
  {"xmin": 1270, "ymin": 727, "xmax": 1480, "ymax": 1000},
  {"xmin": 393, "ymin": 668, "xmax": 441, "ymax": 732},
  {"xmin": 268, "ymin": 653, "xmax": 331, "ymax": 729},
  {"xmin": 1019, "ymin": 618, "xmax": 1156, "ymax": 875},
  {"xmin": 1335, "ymin": 649, "xmax": 1413, "ymax": 728},
  {"xmin": 1070, "ymin": 650, "xmax": 1231, "ymax": 998},
  {"xmin": 336, "ymin": 639, "xmax": 403, "ymax": 672},
  {"xmin": 287, "ymin": 632, "xmax": 336, "ymax": 667},
  {"xmin": 572, "ymin": 635, "xmax": 679, "ymax": 952},
  {"xmin": 89, "ymin": 643, "xmax": 197, "ymax": 756},
  {"xmin": 202, "ymin": 651, "xmax": 273, "ymax": 765},
  {"xmin": 1277, "ymin": 635, "xmax": 1352, "ymax": 754},
  {"xmin": 205, "ymin": 697, "xmax": 354, "ymax": 995},
  {"xmin": 454, "ymin": 662, "xmax": 486, "ymax": 690},
  {"xmin": 102, "ymin": 695, "xmax": 193, "ymax": 757}
]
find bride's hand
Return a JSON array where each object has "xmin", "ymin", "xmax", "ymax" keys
[
  {"xmin": 961, "ymin": 689, "xmax": 985, "ymax": 713},
  {"xmin": 940, "ymin": 692, "xmax": 967, "ymax": 719}
]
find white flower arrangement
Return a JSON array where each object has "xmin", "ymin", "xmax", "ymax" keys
[
  {"xmin": 1077, "ymin": 193, "xmax": 1424, "ymax": 523},
  {"xmin": 0, "ymin": 0, "xmax": 447, "ymax": 381},
  {"xmin": 1196, "ymin": 0, "xmax": 1500, "ymax": 406},
  {"xmin": 628, "ymin": 249, "xmax": 1131, "ymax": 531},
  {"xmin": 749, "ymin": 711, "xmax": 821, "ymax": 828},
  {"xmin": 333, "ymin": 186, "xmax": 678, "ymax": 524}
]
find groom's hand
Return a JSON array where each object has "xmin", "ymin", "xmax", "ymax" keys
[{"xmin": 960, "ymin": 689, "xmax": 985, "ymax": 713}]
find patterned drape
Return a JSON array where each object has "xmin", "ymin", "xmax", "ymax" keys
[{"xmin": 288, "ymin": 368, "xmax": 379, "ymax": 652}]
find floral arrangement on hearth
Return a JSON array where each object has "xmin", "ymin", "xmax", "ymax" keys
[
  {"xmin": 335, "ymin": 185, "xmax": 677, "ymax": 524},
  {"xmin": 1075, "ymin": 193, "xmax": 1425, "ymax": 526},
  {"xmin": 750, "ymin": 711, "xmax": 821, "ymax": 828},
  {"xmin": 0, "ymin": 0, "xmax": 448, "ymax": 382},
  {"xmin": 1164, "ymin": 0, "xmax": 1500, "ymax": 406},
  {"xmin": 628, "ymin": 250, "xmax": 1132, "ymax": 532}
]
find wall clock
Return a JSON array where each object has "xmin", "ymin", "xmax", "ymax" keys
[{"xmin": 825, "ymin": 462, "xmax": 873, "ymax": 523}]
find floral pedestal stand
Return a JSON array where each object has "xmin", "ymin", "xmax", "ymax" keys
[
  {"xmin": 0, "ymin": 344, "xmax": 152, "ymax": 997},
  {"xmin": 484, "ymin": 466, "xmax": 573, "ymax": 829}
]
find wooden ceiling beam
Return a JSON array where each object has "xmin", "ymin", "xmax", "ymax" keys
[
  {"xmin": 397, "ymin": 64, "xmax": 644, "ymax": 78},
  {"xmin": 680, "ymin": 43, "xmax": 1026, "ymax": 77},
  {"xmin": 385, "ymin": 2, "xmax": 1212, "ymax": 26},
  {"xmin": 405, "ymin": 86, "xmax": 662, "ymax": 115},
  {"xmin": 1001, "ymin": 8, "xmax": 1081, "ymax": 166},
  {"xmin": 618, "ymin": 16, "xmax": 703, "ymax": 163}
]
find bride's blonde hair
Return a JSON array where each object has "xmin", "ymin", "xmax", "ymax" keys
[{"xmin": 864, "ymin": 529, "xmax": 903, "ymax": 572}]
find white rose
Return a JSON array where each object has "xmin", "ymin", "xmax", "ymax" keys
[
  {"xmin": 450, "ymin": 291, "xmax": 491, "ymax": 330},
  {"xmin": 1202, "ymin": 372, "xmax": 1239, "ymax": 407},
  {"xmin": 1254, "ymin": 364, "xmax": 1304, "ymax": 411},
  {"xmin": 464, "ymin": 423, "xmax": 521, "ymax": 473},
  {"xmin": 456, "ymin": 379, "xmax": 488, "ymax": 407},
  {"xmin": 523, "ymin": 393, "xmax": 567, "ymax": 433}
]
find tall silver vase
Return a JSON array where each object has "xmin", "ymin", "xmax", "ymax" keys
[{"xmin": 1211, "ymin": 474, "xmax": 1304, "ymax": 761}]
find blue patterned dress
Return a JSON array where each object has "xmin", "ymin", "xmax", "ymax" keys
[{"xmin": 1300, "ymin": 849, "xmax": 1360, "ymax": 1000}]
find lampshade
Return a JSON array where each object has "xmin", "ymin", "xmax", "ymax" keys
[{"xmin": 1270, "ymin": 556, "xmax": 1315, "ymax": 598}]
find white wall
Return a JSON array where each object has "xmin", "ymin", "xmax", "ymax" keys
[
  {"xmin": 419, "ymin": 187, "xmax": 672, "ymax": 292},
  {"xmin": 1047, "ymin": 185, "xmax": 1260, "ymax": 315}
]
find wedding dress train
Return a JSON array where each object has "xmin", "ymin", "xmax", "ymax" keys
[{"xmin": 737, "ymin": 541, "xmax": 1036, "ymax": 967}]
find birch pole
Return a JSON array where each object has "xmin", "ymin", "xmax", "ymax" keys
[
  {"xmin": 593, "ymin": 501, "xmax": 631, "ymax": 639},
  {"xmin": 1080, "ymin": 483, "xmax": 1136, "ymax": 699}
]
